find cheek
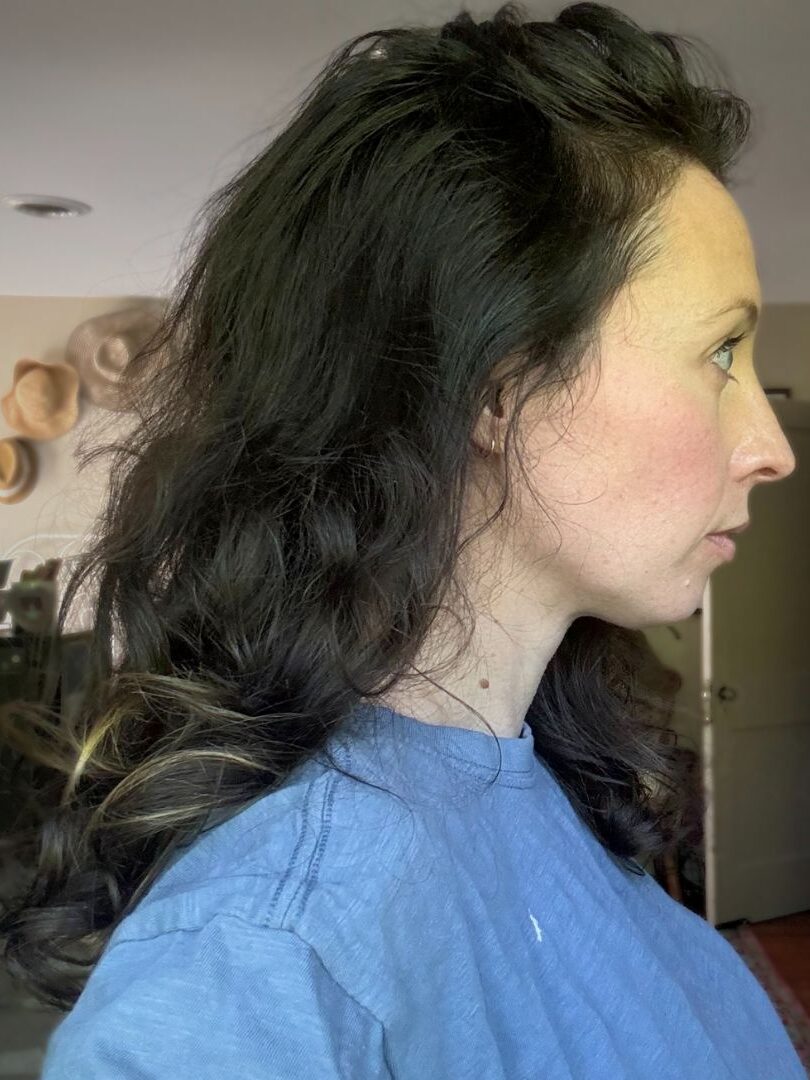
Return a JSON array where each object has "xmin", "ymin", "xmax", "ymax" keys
[
  {"xmin": 612, "ymin": 398, "xmax": 727, "ymax": 532},
  {"xmin": 520, "ymin": 383, "xmax": 727, "ymax": 562}
]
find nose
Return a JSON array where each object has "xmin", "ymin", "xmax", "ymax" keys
[{"xmin": 749, "ymin": 399, "xmax": 797, "ymax": 485}]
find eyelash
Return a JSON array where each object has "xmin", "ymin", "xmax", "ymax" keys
[{"xmin": 711, "ymin": 333, "xmax": 746, "ymax": 384}]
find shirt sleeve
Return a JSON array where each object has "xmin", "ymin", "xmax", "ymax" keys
[{"xmin": 41, "ymin": 913, "xmax": 392, "ymax": 1079}]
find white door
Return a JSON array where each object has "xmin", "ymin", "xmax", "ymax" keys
[{"xmin": 703, "ymin": 398, "xmax": 810, "ymax": 926}]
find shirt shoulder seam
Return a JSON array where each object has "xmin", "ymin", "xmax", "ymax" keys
[{"xmin": 105, "ymin": 910, "xmax": 392, "ymax": 1053}]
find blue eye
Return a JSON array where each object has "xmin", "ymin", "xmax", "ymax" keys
[{"xmin": 711, "ymin": 333, "xmax": 746, "ymax": 383}]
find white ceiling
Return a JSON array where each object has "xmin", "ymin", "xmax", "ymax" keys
[{"xmin": 1, "ymin": 0, "xmax": 807, "ymax": 300}]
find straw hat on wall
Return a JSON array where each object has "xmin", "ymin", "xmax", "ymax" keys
[{"xmin": 0, "ymin": 300, "xmax": 167, "ymax": 505}]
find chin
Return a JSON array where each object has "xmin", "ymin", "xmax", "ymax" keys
[{"xmin": 593, "ymin": 583, "xmax": 707, "ymax": 631}]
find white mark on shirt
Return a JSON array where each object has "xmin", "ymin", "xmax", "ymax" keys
[{"xmin": 528, "ymin": 909, "xmax": 543, "ymax": 942}]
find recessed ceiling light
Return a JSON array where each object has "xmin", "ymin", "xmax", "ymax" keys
[{"xmin": 0, "ymin": 194, "xmax": 91, "ymax": 218}]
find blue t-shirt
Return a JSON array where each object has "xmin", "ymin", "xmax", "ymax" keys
[{"xmin": 42, "ymin": 705, "xmax": 805, "ymax": 1079}]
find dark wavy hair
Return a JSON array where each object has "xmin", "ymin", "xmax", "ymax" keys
[{"xmin": 0, "ymin": 1, "xmax": 750, "ymax": 1011}]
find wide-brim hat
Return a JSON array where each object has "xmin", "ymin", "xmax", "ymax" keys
[
  {"xmin": 1, "ymin": 357, "xmax": 80, "ymax": 441},
  {"xmin": 0, "ymin": 437, "xmax": 38, "ymax": 504},
  {"xmin": 64, "ymin": 300, "xmax": 168, "ymax": 412}
]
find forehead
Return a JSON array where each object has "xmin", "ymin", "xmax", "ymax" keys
[
  {"xmin": 664, "ymin": 166, "xmax": 757, "ymax": 278},
  {"xmin": 652, "ymin": 166, "xmax": 760, "ymax": 298},
  {"xmin": 607, "ymin": 166, "xmax": 761, "ymax": 341}
]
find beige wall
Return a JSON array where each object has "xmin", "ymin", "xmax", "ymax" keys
[
  {"xmin": 1, "ymin": 296, "xmax": 808, "ymax": 637},
  {"xmin": 755, "ymin": 303, "xmax": 810, "ymax": 397}
]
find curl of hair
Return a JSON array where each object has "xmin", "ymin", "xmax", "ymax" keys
[{"xmin": 0, "ymin": 1, "xmax": 750, "ymax": 1011}]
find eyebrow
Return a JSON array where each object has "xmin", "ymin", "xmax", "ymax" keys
[{"xmin": 700, "ymin": 298, "xmax": 761, "ymax": 333}]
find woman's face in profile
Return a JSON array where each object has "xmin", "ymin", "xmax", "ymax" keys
[{"xmin": 509, "ymin": 164, "xmax": 796, "ymax": 629}]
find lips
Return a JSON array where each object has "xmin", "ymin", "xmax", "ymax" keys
[{"xmin": 707, "ymin": 533, "xmax": 736, "ymax": 559}]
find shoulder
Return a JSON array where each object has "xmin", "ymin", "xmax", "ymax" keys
[
  {"xmin": 44, "ymin": 764, "xmax": 421, "ymax": 1077},
  {"xmin": 43, "ymin": 912, "xmax": 393, "ymax": 1079},
  {"xmin": 110, "ymin": 754, "xmax": 434, "ymax": 948}
]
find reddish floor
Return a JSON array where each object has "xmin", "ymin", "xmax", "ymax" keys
[{"xmin": 749, "ymin": 909, "xmax": 810, "ymax": 1014}]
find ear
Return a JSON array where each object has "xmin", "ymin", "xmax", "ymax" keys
[
  {"xmin": 490, "ymin": 384, "xmax": 505, "ymax": 420},
  {"xmin": 470, "ymin": 384, "xmax": 503, "ymax": 455}
]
